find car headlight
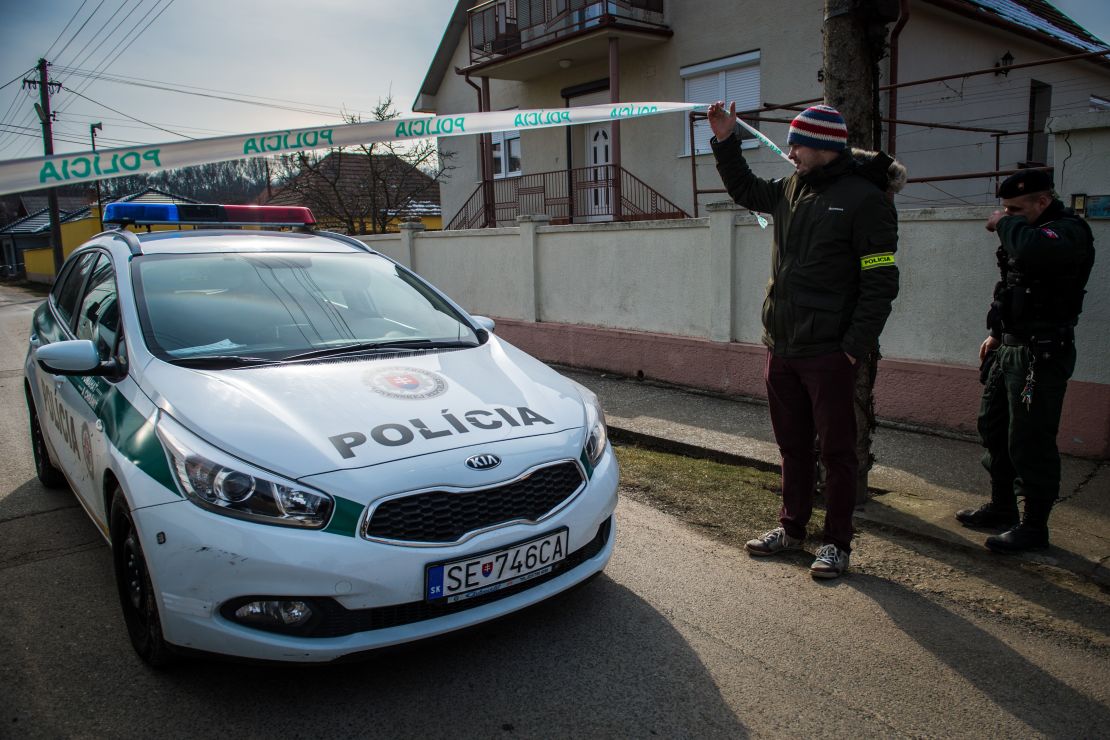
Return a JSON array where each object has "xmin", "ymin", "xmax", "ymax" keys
[
  {"xmin": 156, "ymin": 413, "xmax": 333, "ymax": 528},
  {"xmin": 581, "ymin": 388, "xmax": 609, "ymax": 467}
]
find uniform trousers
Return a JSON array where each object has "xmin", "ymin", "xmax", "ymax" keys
[
  {"xmin": 978, "ymin": 343, "xmax": 1075, "ymax": 516},
  {"xmin": 765, "ymin": 350, "xmax": 858, "ymax": 552}
]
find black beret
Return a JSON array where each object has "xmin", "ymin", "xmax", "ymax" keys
[{"xmin": 997, "ymin": 169, "xmax": 1054, "ymax": 198}]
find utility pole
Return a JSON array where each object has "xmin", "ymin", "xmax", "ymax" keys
[
  {"xmin": 822, "ymin": 0, "xmax": 900, "ymax": 507},
  {"xmin": 91, "ymin": 122, "xmax": 104, "ymax": 230},
  {"xmin": 29, "ymin": 58, "xmax": 65, "ymax": 276},
  {"xmin": 822, "ymin": 0, "xmax": 899, "ymax": 149}
]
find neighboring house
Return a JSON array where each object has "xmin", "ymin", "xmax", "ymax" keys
[
  {"xmin": 415, "ymin": 0, "xmax": 1110, "ymax": 225},
  {"xmin": 260, "ymin": 152, "xmax": 443, "ymax": 233},
  {"xmin": 5, "ymin": 187, "xmax": 200, "ymax": 283}
]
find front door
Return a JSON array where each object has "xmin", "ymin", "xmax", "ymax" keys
[{"xmin": 582, "ymin": 122, "xmax": 612, "ymax": 221}]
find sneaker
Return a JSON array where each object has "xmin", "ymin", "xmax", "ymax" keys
[
  {"xmin": 810, "ymin": 544, "xmax": 850, "ymax": 579},
  {"xmin": 955, "ymin": 502, "xmax": 1019, "ymax": 530},
  {"xmin": 745, "ymin": 527, "xmax": 803, "ymax": 556}
]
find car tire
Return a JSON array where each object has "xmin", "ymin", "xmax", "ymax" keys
[
  {"xmin": 26, "ymin": 396, "xmax": 66, "ymax": 489},
  {"xmin": 110, "ymin": 492, "xmax": 173, "ymax": 668}
]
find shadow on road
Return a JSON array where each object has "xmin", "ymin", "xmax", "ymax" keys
[
  {"xmin": 860, "ymin": 502, "xmax": 1110, "ymax": 637},
  {"xmin": 845, "ymin": 574, "xmax": 1110, "ymax": 737},
  {"xmin": 4, "ymin": 565, "xmax": 748, "ymax": 738}
]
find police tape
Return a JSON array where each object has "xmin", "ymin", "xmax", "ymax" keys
[{"xmin": 0, "ymin": 102, "xmax": 699, "ymax": 196}]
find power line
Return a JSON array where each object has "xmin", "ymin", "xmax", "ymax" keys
[
  {"xmin": 55, "ymin": 66, "xmax": 350, "ymax": 119},
  {"xmin": 54, "ymin": 65, "xmax": 365, "ymax": 118},
  {"xmin": 62, "ymin": 0, "xmax": 143, "ymax": 77},
  {"xmin": 52, "ymin": 0, "xmax": 107, "ymax": 66},
  {"xmin": 54, "ymin": 0, "xmax": 172, "ymax": 115},
  {"xmin": 43, "ymin": 0, "xmax": 90, "ymax": 59},
  {"xmin": 59, "ymin": 85, "xmax": 195, "ymax": 139}
]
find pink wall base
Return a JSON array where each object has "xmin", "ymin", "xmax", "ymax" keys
[{"xmin": 495, "ymin": 319, "xmax": 1110, "ymax": 459}]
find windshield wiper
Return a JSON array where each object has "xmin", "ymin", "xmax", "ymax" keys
[
  {"xmin": 282, "ymin": 339, "xmax": 477, "ymax": 362},
  {"xmin": 167, "ymin": 355, "xmax": 278, "ymax": 368}
]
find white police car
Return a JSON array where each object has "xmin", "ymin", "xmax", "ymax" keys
[{"xmin": 24, "ymin": 203, "xmax": 616, "ymax": 665}]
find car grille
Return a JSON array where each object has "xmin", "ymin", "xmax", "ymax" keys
[
  {"xmin": 317, "ymin": 517, "xmax": 610, "ymax": 640},
  {"xmin": 363, "ymin": 461, "xmax": 586, "ymax": 544}
]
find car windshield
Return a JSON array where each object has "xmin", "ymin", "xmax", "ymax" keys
[{"xmin": 133, "ymin": 252, "xmax": 479, "ymax": 362}]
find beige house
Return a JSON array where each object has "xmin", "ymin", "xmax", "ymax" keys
[{"xmin": 415, "ymin": 0, "xmax": 1110, "ymax": 226}]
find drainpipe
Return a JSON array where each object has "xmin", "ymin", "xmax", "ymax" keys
[
  {"xmin": 887, "ymin": 0, "xmax": 910, "ymax": 155},
  {"xmin": 609, "ymin": 36, "xmax": 622, "ymax": 221},
  {"xmin": 565, "ymin": 95, "xmax": 574, "ymax": 223},
  {"xmin": 460, "ymin": 68, "xmax": 494, "ymax": 227}
]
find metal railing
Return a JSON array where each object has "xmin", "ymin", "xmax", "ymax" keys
[
  {"xmin": 468, "ymin": 0, "xmax": 667, "ymax": 65},
  {"xmin": 446, "ymin": 164, "xmax": 687, "ymax": 229}
]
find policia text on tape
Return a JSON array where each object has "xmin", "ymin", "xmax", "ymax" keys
[{"xmin": 0, "ymin": 102, "xmax": 696, "ymax": 197}]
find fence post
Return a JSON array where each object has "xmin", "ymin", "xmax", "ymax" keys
[
  {"xmin": 706, "ymin": 201, "xmax": 742, "ymax": 343},
  {"xmin": 516, "ymin": 214, "xmax": 551, "ymax": 323},
  {"xmin": 398, "ymin": 220, "xmax": 425, "ymax": 271}
]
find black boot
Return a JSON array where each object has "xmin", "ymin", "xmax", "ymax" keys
[
  {"xmin": 956, "ymin": 502, "xmax": 1019, "ymax": 530},
  {"xmin": 985, "ymin": 497, "xmax": 1053, "ymax": 553}
]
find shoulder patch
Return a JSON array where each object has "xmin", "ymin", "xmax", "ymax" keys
[{"xmin": 1040, "ymin": 228, "xmax": 1059, "ymax": 239}]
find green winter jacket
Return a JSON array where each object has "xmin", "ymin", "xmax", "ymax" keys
[{"xmin": 711, "ymin": 134, "xmax": 900, "ymax": 359}]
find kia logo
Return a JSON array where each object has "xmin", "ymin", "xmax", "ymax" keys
[{"xmin": 466, "ymin": 454, "xmax": 501, "ymax": 470}]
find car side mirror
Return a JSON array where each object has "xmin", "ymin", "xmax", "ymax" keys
[
  {"xmin": 472, "ymin": 315, "xmax": 495, "ymax": 333},
  {"xmin": 35, "ymin": 340, "xmax": 120, "ymax": 377}
]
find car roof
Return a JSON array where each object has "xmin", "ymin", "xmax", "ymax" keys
[{"xmin": 123, "ymin": 229, "xmax": 371, "ymax": 256}]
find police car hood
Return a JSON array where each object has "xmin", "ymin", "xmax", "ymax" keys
[{"xmin": 141, "ymin": 338, "xmax": 588, "ymax": 478}]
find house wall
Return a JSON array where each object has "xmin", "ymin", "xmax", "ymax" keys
[
  {"xmin": 356, "ymin": 202, "xmax": 1110, "ymax": 457},
  {"xmin": 428, "ymin": 0, "xmax": 1110, "ymax": 226},
  {"xmin": 891, "ymin": 1, "xmax": 1110, "ymax": 206},
  {"xmin": 22, "ymin": 215, "xmax": 180, "ymax": 283}
]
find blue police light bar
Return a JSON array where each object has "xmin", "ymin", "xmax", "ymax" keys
[{"xmin": 103, "ymin": 203, "xmax": 316, "ymax": 227}]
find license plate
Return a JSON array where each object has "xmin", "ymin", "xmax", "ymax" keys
[{"xmin": 425, "ymin": 528, "xmax": 569, "ymax": 603}]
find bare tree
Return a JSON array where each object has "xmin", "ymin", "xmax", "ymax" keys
[{"xmin": 272, "ymin": 97, "xmax": 454, "ymax": 234}]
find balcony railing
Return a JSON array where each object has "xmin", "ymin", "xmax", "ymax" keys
[
  {"xmin": 468, "ymin": 0, "xmax": 667, "ymax": 65},
  {"xmin": 446, "ymin": 164, "xmax": 687, "ymax": 230}
]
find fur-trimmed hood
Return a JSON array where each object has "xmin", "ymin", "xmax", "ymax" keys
[{"xmin": 851, "ymin": 148, "xmax": 907, "ymax": 196}]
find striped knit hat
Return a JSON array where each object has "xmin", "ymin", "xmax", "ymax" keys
[{"xmin": 787, "ymin": 105, "xmax": 848, "ymax": 151}]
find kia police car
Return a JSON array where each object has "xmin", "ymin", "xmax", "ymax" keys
[{"xmin": 24, "ymin": 203, "xmax": 616, "ymax": 665}]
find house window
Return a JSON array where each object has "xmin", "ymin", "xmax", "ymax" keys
[
  {"xmin": 1091, "ymin": 95, "xmax": 1110, "ymax": 111},
  {"xmin": 491, "ymin": 129, "xmax": 522, "ymax": 178},
  {"xmin": 681, "ymin": 51, "xmax": 760, "ymax": 156},
  {"xmin": 1026, "ymin": 80, "xmax": 1052, "ymax": 165}
]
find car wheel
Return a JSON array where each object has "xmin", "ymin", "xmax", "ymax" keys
[
  {"xmin": 110, "ymin": 492, "xmax": 173, "ymax": 667},
  {"xmin": 26, "ymin": 399, "xmax": 66, "ymax": 489}
]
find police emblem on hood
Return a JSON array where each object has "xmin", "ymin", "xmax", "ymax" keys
[{"xmin": 365, "ymin": 366, "xmax": 448, "ymax": 400}]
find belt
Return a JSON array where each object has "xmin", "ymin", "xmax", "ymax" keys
[{"xmin": 1002, "ymin": 328, "xmax": 1074, "ymax": 347}]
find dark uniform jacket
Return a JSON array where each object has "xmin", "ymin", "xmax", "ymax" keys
[
  {"xmin": 988, "ymin": 200, "xmax": 1095, "ymax": 341},
  {"xmin": 711, "ymin": 133, "xmax": 900, "ymax": 359}
]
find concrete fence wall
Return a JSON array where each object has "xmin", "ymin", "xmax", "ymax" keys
[{"xmin": 360, "ymin": 208, "xmax": 1110, "ymax": 457}]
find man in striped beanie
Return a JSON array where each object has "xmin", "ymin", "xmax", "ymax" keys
[{"xmin": 706, "ymin": 100, "xmax": 900, "ymax": 579}]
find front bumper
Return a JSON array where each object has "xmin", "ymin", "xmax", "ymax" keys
[{"xmin": 131, "ymin": 445, "xmax": 618, "ymax": 662}]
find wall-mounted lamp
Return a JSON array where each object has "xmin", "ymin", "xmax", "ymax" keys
[
  {"xmin": 558, "ymin": 58, "xmax": 573, "ymax": 69},
  {"xmin": 994, "ymin": 50, "xmax": 1014, "ymax": 76}
]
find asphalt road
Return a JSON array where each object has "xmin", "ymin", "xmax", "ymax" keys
[{"xmin": 2, "ymin": 281, "xmax": 1108, "ymax": 739}]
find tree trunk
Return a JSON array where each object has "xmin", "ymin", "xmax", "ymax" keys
[
  {"xmin": 823, "ymin": 0, "xmax": 889, "ymax": 150},
  {"xmin": 822, "ymin": 0, "xmax": 893, "ymax": 505}
]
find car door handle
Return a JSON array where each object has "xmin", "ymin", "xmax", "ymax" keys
[{"xmin": 54, "ymin": 376, "xmax": 64, "ymax": 388}]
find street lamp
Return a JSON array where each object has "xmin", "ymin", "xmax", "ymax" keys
[{"xmin": 90, "ymin": 122, "xmax": 103, "ymax": 230}]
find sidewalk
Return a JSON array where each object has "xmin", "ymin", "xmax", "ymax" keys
[{"xmin": 563, "ymin": 367, "xmax": 1110, "ymax": 587}]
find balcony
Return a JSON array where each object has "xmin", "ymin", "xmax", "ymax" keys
[
  {"xmin": 446, "ymin": 164, "xmax": 687, "ymax": 229},
  {"xmin": 466, "ymin": 0, "xmax": 670, "ymax": 80}
]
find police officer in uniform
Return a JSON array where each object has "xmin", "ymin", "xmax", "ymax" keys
[{"xmin": 957, "ymin": 170, "xmax": 1095, "ymax": 552}]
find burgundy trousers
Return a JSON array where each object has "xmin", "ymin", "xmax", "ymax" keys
[{"xmin": 764, "ymin": 350, "xmax": 858, "ymax": 552}]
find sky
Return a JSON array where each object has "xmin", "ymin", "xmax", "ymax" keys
[
  {"xmin": 0, "ymin": 0, "xmax": 451, "ymax": 161},
  {"xmin": 0, "ymin": 0, "xmax": 1107, "ymax": 164}
]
